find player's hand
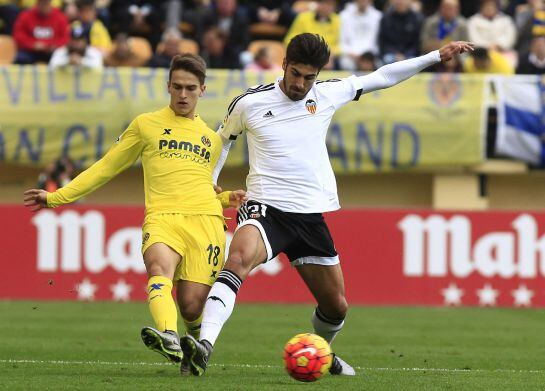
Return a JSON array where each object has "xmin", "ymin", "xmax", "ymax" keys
[
  {"xmin": 439, "ymin": 41, "xmax": 474, "ymax": 62},
  {"xmin": 229, "ymin": 190, "xmax": 248, "ymax": 209},
  {"xmin": 214, "ymin": 184, "xmax": 223, "ymax": 194},
  {"xmin": 23, "ymin": 189, "xmax": 49, "ymax": 212}
]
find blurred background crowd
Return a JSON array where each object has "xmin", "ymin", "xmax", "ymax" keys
[{"xmin": 0, "ymin": 0, "xmax": 544, "ymax": 74}]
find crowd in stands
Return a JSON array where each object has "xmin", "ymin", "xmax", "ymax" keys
[{"xmin": 1, "ymin": 0, "xmax": 545, "ymax": 75}]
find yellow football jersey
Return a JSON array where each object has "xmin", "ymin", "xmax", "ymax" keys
[{"xmin": 47, "ymin": 106, "xmax": 224, "ymax": 217}]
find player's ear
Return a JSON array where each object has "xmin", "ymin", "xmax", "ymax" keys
[
  {"xmin": 282, "ymin": 58, "xmax": 287, "ymax": 71},
  {"xmin": 199, "ymin": 84, "xmax": 206, "ymax": 97}
]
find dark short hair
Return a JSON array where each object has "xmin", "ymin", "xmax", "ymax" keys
[
  {"xmin": 471, "ymin": 47, "xmax": 489, "ymax": 60},
  {"xmin": 169, "ymin": 54, "xmax": 207, "ymax": 85},
  {"xmin": 285, "ymin": 33, "xmax": 330, "ymax": 70},
  {"xmin": 76, "ymin": 0, "xmax": 95, "ymax": 9}
]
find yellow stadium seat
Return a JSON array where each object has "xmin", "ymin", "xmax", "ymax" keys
[
  {"xmin": 178, "ymin": 21, "xmax": 194, "ymax": 35},
  {"xmin": 247, "ymin": 40, "xmax": 286, "ymax": 68},
  {"xmin": 127, "ymin": 37, "xmax": 152, "ymax": 64},
  {"xmin": 249, "ymin": 23, "xmax": 287, "ymax": 39},
  {"xmin": 156, "ymin": 38, "xmax": 199, "ymax": 55},
  {"xmin": 292, "ymin": 0, "xmax": 318, "ymax": 13},
  {"xmin": 179, "ymin": 38, "xmax": 199, "ymax": 55},
  {"xmin": 0, "ymin": 35, "xmax": 16, "ymax": 64}
]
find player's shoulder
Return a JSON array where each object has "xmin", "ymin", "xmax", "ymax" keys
[
  {"xmin": 315, "ymin": 76, "xmax": 358, "ymax": 93},
  {"xmin": 195, "ymin": 115, "xmax": 216, "ymax": 134},
  {"xmin": 227, "ymin": 83, "xmax": 276, "ymax": 115},
  {"xmin": 134, "ymin": 107, "xmax": 165, "ymax": 121},
  {"xmin": 315, "ymin": 78, "xmax": 343, "ymax": 87}
]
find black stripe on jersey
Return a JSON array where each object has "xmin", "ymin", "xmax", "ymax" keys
[
  {"xmin": 227, "ymin": 83, "xmax": 271, "ymax": 113},
  {"xmin": 316, "ymin": 78, "xmax": 342, "ymax": 84},
  {"xmin": 227, "ymin": 84, "xmax": 275, "ymax": 115},
  {"xmin": 353, "ymin": 88, "xmax": 363, "ymax": 101}
]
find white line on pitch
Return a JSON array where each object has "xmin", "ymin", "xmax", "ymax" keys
[{"xmin": 1, "ymin": 359, "xmax": 543, "ymax": 374}]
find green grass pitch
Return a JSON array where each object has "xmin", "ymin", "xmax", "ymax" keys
[{"xmin": 0, "ymin": 301, "xmax": 544, "ymax": 390}]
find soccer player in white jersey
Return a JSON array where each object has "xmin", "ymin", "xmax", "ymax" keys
[{"xmin": 180, "ymin": 33, "xmax": 474, "ymax": 376}]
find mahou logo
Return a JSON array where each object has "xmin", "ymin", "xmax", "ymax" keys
[
  {"xmin": 398, "ymin": 214, "xmax": 545, "ymax": 278},
  {"xmin": 32, "ymin": 210, "xmax": 283, "ymax": 276},
  {"xmin": 32, "ymin": 210, "xmax": 145, "ymax": 273}
]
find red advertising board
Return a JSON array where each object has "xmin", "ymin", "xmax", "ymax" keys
[{"xmin": 1, "ymin": 205, "xmax": 544, "ymax": 307}]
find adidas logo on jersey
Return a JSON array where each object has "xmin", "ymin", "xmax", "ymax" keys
[{"xmin": 263, "ymin": 111, "xmax": 274, "ymax": 118}]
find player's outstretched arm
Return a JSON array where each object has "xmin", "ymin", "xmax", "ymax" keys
[
  {"xmin": 23, "ymin": 189, "xmax": 49, "ymax": 212},
  {"xmin": 27, "ymin": 120, "xmax": 143, "ymax": 210},
  {"xmin": 438, "ymin": 41, "xmax": 474, "ymax": 62},
  {"xmin": 356, "ymin": 41, "xmax": 474, "ymax": 94}
]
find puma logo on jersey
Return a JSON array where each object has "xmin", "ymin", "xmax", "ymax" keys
[
  {"xmin": 263, "ymin": 111, "xmax": 274, "ymax": 118},
  {"xmin": 294, "ymin": 347, "xmax": 317, "ymax": 356},
  {"xmin": 162, "ymin": 128, "xmax": 172, "ymax": 135}
]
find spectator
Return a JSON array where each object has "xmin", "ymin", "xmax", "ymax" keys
[
  {"xmin": 200, "ymin": 26, "xmax": 239, "ymax": 68},
  {"xmin": 72, "ymin": 0, "xmax": 112, "ymax": 55},
  {"xmin": 109, "ymin": 1, "xmax": 164, "ymax": 49},
  {"xmin": 244, "ymin": 46, "xmax": 282, "ymax": 71},
  {"xmin": 515, "ymin": 0, "xmax": 545, "ymax": 57},
  {"xmin": 379, "ymin": 0, "xmax": 423, "ymax": 64},
  {"xmin": 20, "ymin": 0, "xmax": 62, "ymax": 8},
  {"xmin": 517, "ymin": 36, "xmax": 545, "ymax": 74},
  {"xmin": 356, "ymin": 51, "xmax": 378, "ymax": 71},
  {"xmin": 146, "ymin": 28, "xmax": 181, "ymax": 68},
  {"xmin": 49, "ymin": 25, "xmax": 103, "ymax": 69},
  {"xmin": 463, "ymin": 46, "xmax": 514, "ymax": 74},
  {"xmin": 13, "ymin": 0, "xmax": 69, "ymax": 64},
  {"xmin": 196, "ymin": 0, "xmax": 249, "ymax": 69},
  {"xmin": 247, "ymin": 0, "xmax": 295, "ymax": 29},
  {"xmin": 468, "ymin": 0, "xmax": 517, "ymax": 51},
  {"xmin": 284, "ymin": 0, "xmax": 340, "ymax": 68},
  {"xmin": 37, "ymin": 157, "xmax": 75, "ymax": 193},
  {"xmin": 339, "ymin": 0, "xmax": 382, "ymax": 71},
  {"xmin": 420, "ymin": 0, "xmax": 468, "ymax": 54},
  {"xmin": 104, "ymin": 32, "xmax": 144, "ymax": 67},
  {"xmin": 0, "ymin": 0, "xmax": 20, "ymax": 34}
]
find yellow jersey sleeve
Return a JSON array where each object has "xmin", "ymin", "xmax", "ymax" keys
[
  {"xmin": 216, "ymin": 191, "xmax": 232, "ymax": 209},
  {"xmin": 47, "ymin": 118, "xmax": 143, "ymax": 207}
]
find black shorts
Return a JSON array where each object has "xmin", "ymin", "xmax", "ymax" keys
[{"xmin": 236, "ymin": 200, "xmax": 339, "ymax": 265}]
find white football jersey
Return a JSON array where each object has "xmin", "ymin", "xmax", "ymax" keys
[{"xmin": 219, "ymin": 76, "xmax": 362, "ymax": 213}]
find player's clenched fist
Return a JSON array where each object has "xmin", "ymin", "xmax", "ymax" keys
[
  {"xmin": 229, "ymin": 190, "xmax": 248, "ymax": 209},
  {"xmin": 439, "ymin": 41, "xmax": 475, "ymax": 62},
  {"xmin": 23, "ymin": 189, "xmax": 49, "ymax": 212}
]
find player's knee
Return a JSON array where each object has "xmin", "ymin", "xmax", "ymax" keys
[
  {"xmin": 225, "ymin": 249, "xmax": 253, "ymax": 279},
  {"xmin": 178, "ymin": 299, "xmax": 203, "ymax": 322},
  {"xmin": 145, "ymin": 259, "xmax": 170, "ymax": 278},
  {"xmin": 323, "ymin": 295, "xmax": 348, "ymax": 320}
]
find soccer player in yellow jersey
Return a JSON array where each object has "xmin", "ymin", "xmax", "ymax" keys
[{"xmin": 23, "ymin": 54, "xmax": 247, "ymax": 373}]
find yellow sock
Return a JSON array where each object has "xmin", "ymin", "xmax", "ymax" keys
[
  {"xmin": 147, "ymin": 276, "xmax": 177, "ymax": 333},
  {"xmin": 183, "ymin": 312, "xmax": 203, "ymax": 339}
]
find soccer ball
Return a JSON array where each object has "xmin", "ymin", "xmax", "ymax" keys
[{"xmin": 283, "ymin": 333, "xmax": 332, "ymax": 382}]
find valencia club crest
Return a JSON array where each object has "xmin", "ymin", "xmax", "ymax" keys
[{"xmin": 305, "ymin": 99, "xmax": 317, "ymax": 114}]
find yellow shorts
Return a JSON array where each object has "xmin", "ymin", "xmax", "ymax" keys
[{"xmin": 141, "ymin": 214, "xmax": 226, "ymax": 286}]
